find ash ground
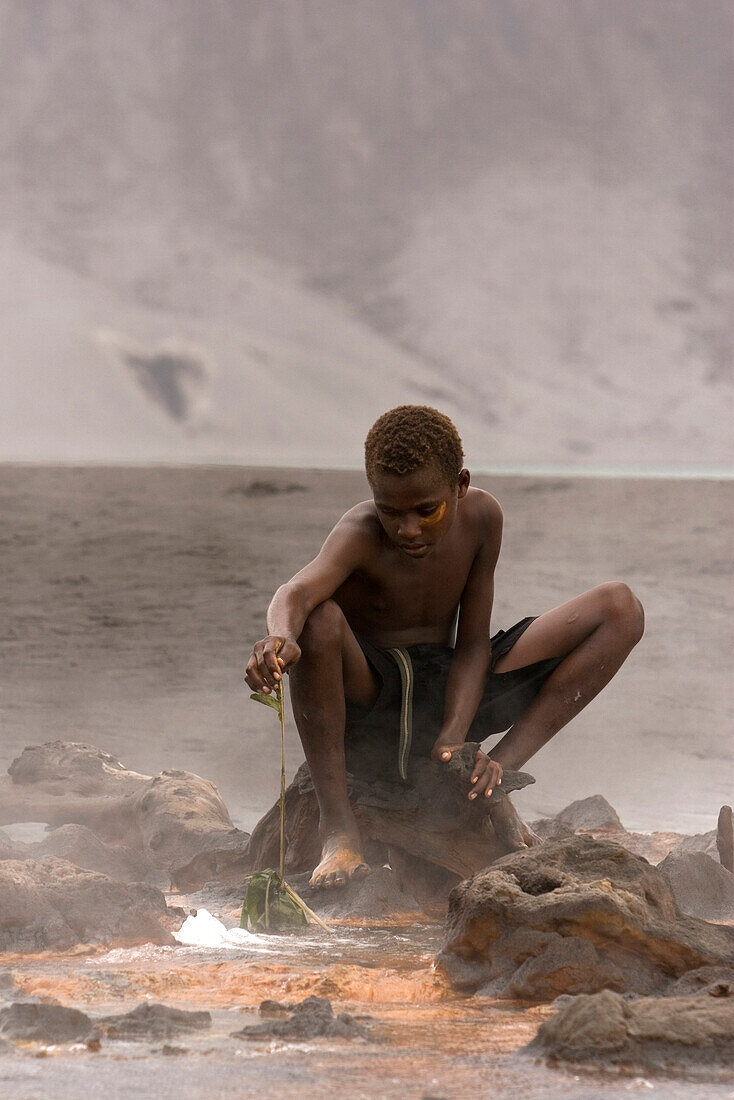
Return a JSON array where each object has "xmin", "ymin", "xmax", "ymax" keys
[
  {"xmin": 0, "ymin": 466, "xmax": 730, "ymax": 834},
  {"xmin": 0, "ymin": 465, "xmax": 732, "ymax": 1098}
]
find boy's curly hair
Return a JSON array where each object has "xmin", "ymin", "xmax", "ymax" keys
[{"xmin": 364, "ymin": 405, "xmax": 464, "ymax": 486}]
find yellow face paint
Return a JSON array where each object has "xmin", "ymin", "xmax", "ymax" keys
[{"xmin": 420, "ymin": 500, "xmax": 447, "ymax": 528}]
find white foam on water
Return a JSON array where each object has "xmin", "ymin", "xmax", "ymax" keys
[{"xmin": 174, "ymin": 908, "xmax": 253, "ymax": 948}]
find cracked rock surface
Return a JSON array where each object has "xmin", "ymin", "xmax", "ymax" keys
[
  {"xmin": 527, "ymin": 987, "xmax": 734, "ymax": 1071},
  {"xmin": 437, "ymin": 836, "xmax": 734, "ymax": 1001}
]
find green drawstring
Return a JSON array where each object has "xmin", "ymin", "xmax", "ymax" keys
[{"xmin": 387, "ymin": 647, "xmax": 414, "ymax": 781}]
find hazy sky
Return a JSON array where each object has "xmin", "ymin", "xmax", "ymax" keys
[{"xmin": 1, "ymin": 1, "xmax": 732, "ymax": 472}]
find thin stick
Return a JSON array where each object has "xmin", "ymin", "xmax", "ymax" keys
[
  {"xmin": 282, "ymin": 881, "xmax": 331, "ymax": 932},
  {"xmin": 278, "ymin": 679, "xmax": 286, "ymax": 880},
  {"xmin": 264, "ymin": 870, "xmax": 272, "ymax": 932}
]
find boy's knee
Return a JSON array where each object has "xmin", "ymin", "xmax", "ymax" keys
[
  {"xmin": 599, "ymin": 581, "xmax": 644, "ymax": 645},
  {"xmin": 299, "ymin": 599, "xmax": 345, "ymax": 653}
]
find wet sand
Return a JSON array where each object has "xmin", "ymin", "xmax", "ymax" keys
[{"xmin": 0, "ymin": 465, "xmax": 731, "ymax": 835}]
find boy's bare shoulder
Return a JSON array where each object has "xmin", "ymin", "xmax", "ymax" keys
[
  {"xmin": 464, "ymin": 486, "xmax": 503, "ymax": 534},
  {"xmin": 327, "ymin": 500, "xmax": 382, "ymax": 554}
]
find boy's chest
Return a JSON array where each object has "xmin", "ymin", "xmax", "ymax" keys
[{"xmin": 345, "ymin": 546, "xmax": 474, "ymax": 630}]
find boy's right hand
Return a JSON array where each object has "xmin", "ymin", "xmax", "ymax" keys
[{"xmin": 245, "ymin": 636, "xmax": 301, "ymax": 694}]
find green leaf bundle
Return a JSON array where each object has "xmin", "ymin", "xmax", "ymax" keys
[
  {"xmin": 247, "ymin": 674, "xmax": 330, "ymax": 934},
  {"xmin": 240, "ymin": 869, "xmax": 308, "ymax": 932}
]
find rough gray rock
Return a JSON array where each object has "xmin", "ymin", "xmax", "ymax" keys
[
  {"xmin": 718, "ymin": 805, "xmax": 733, "ymax": 872},
  {"xmin": 0, "ymin": 970, "xmax": 36, "ymax": 1005},
  {"xmin": 0, "ymin": 741, "xmax": 250, "ymax": 887},
  {"xmin": 30, "ymin": 824, "xmax": 168, "ymax": 888},
  {"xmin": 287, "ymin": 866, "xmax": 419, "ymax": 919},
  {"xmin": 0, "ymin": 1003, "xmax": 92, "ymax": 1043},
  {"xmin": 232, "ymin": 996, "xmax": 368, "ymax": 1041},
  {"xmin": 438, "ymin": 836, "xmax": 734, "ymax": 1001},
  {"xmin": 0, "ymin": 971, "xmax": 15, "ymax": 992},
  {"xmin": 478, "ymin": 931, "xmax": 623, "ymax": 1000},
  {"xmin": 0, "ymin": 829, "xmax": 26, "ymax": 861},
  {"xmin": 0, "ymin": 857, "xmax": 173, "ymax": 951},
  {"xmin": 532, "ymin": 795, "xmax": 622, "ymax": 839},
  {"xmin": 182, "ymin": 882, "xmax": 245, "ymax": 911},
  {"xmin": 424, "ymin": 743, "xmax": 535, "ymax": 810},
  {"xmin": 658, "ymin": 851, "xmax": 734, "ymax": 921},
  {"xmin": 668, "ymin": 967, "xmax": 734, "ymax": 998},
  {"xmin": 241, "ymin": 757, "xmax": 537, "ymax": 898},
  {"xmin": 95, "ymin": 1003, "xmax": 211, "ymax": 1040},
  {"xmin": 527, "ymin": 987, "xmax": 734, "ymax": 1071},
  {"xmin": 670, "ymin": 830, "xmax": 719, "ymax": 861}
]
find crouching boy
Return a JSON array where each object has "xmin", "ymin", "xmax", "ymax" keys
[{"xmin": 245, "ymin": 406, "xmax": 644, "ymax": 889}]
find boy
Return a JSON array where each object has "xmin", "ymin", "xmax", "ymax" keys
[{"xmin": 245, "ymin": 406, "xmax": 644, "ymax": 889}]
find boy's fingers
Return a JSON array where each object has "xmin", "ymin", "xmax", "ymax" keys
[
  {"xmin": 257, "ymin": 660, "xmax": 277, "ymax": 688},
  {"xmin": 471, "ymin": 767, "xmax": 497, "ymax": 799},
  {"xmin": 264, "ymin": 651, "xmax": 282, "ymax": 679},
  {"xmin": 245, "ymin": 658, "xmax": 263, "ymax": 690}
]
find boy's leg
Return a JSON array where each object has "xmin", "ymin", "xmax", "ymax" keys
[
  {"xmin": 488, "ymin": 582, "xmax": 644, "ymax": 850},
  {"xmin": 288, "ymin": 599, "xmax": 380, "ymax": 889}
]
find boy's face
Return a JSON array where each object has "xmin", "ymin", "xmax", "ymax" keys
[{"xmin": 370, "ymin": 463, "xmax": 470, "ymax": 558}]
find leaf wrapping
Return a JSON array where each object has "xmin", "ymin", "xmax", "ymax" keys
[{"xmin": 240, "ymin": 869, "xmax": 307, "ymax": 932}]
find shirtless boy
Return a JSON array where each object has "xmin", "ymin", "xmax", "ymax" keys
[{"xmin": 245, "ymin": 406, "xmax": 644, "ymax": 889}]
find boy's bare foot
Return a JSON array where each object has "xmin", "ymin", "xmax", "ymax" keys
[
  {"xmin": 310, "ymin": 832, "xmax": 370, "ymax": 890},
  {"xmin": 488, "ymin": 796, "xmax": 540, "ymax": 853}
]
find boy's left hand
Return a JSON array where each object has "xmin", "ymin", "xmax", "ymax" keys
[
  {"xmin": 467, "ymin": 749, "xmax": 503, "ymax": 800},
  {"xmin": 430, "ymin": 740, "xmax": 503, "ymax": 800}
]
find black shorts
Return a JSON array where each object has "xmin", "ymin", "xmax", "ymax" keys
[{"xmin": 344, "ymin": 618, "xmax": 562, "ymax": 781}]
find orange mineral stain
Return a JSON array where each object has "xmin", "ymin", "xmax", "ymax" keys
[{"xmin": 420, "ymin": 501, "xmax": 446, "ymax": 527}]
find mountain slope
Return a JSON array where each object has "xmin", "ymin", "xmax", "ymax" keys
[{"xmin": 0, "ymin": 0, "xmax": 731, "ymax": 468}]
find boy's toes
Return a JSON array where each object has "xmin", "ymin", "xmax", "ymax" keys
[
  {"xmin": 521, "ymin": 822, "xmax": 542, "ymax": 847},
  {"xmin": 309, "ymin": 841, "xmax": 370, "ymax": 890}
]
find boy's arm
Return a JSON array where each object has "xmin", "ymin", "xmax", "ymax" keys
[
  {"xmin": 245, "ymin": 511, "xmax": 366, "ymax": 693},
  {"xmin": 431, "ymin": 495, "xmax": 503, "ymax": 762}
]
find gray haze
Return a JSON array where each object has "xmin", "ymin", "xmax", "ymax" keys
[{"xmin": 1, "ymin": 0, "xmax": 732, "ymax": 470}]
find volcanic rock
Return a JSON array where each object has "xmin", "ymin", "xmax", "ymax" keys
[
  {"xmin": 426, "ymin": 743, "xmax": 535, "ymax": 809},
  {"xmin": 232, "ymin": 996, "xmax": 368, "ymax": 1040},
  {"xmin": 532, "ymin": 795, "xmax": 622, "ymax": 839},
  {"xmin": 181, "ymin": 881, "xmax": 245, "ymax": 911},
  {"xmin": 658, "ymin": 851, "xmax": 734, "ymax": 921},
  {"xmin": 529, "ymin": 798, "xmax": 693, "ymax": 865},
  {"xmin": 95, "ymin": 1003, "xmax": 212, "ymax": 1040},
  {"xmin": 668, "ymin": 967, "xmax": 734, "ymax": 998},
  {"xmin": 527, "ymin": 987, "xmax": 734, "ymax": 1071},
  {"xmin": 438, "ymin": 836, "xmax": 734, "ymax": 1001},
  {"xmin": 0, "ymin": 741, "xmax": 250, "ymax": 884},
  {"xmin": 718, "ymin": 805, "xmax": 734, "ymax": 872},
  {"xmin": 0, "ymin": 829, "xmax": 26, "ymax": 861},
  {"xmin": 287, "ymin": 866, "xmax": 419, "ymax": 919},
  {"xmin": 0, "ymin": 1003, "xmax": 92, "ymax": 1043},
  {"xmin": 0, "ymin": 857, "xmax": 173, "ymax": 951},
  {"xmin": 238, "ymin": 758, "xmax": 537, "ymax": 900},
  {"xmin": 30, "ymin": 824, "xmax": 167, "ymax": 887},
  {"xmin": 670, "ymin": 830, "xmax": 719, "ymax": 860}
]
